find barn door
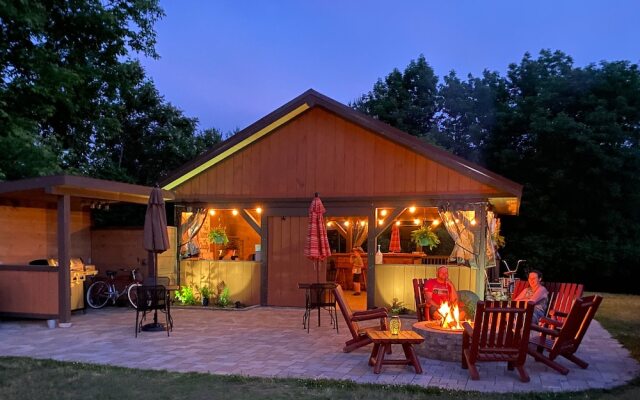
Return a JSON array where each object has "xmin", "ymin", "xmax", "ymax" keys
[{"xmin": 267, "ymin": 216, "xmax": 326, "ymax": 306}]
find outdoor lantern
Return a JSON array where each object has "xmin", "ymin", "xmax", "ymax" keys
[{"xmin": 390, "ymin": 316, "xmax": 401, "ymax": 335}]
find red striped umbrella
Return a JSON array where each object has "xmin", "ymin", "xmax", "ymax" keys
[
  {"xmin": 304, "ymin": 193, "xmax": 331, "ymax": 282},
  {"xmin": 389, "ymin": 223, "xmax": 401, "ymax": 253}
]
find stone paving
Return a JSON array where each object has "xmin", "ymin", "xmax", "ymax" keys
[{"xmin": 0, "ymin": 306, "xmax": 638, "ymax": 393}]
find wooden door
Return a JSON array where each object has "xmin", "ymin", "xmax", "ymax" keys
[{"xmin": 267, "ymin": 216, "xmax": 326, "ymax": 306}]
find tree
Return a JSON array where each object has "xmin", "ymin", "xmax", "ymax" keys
[
  {"xmin": 0, "ymin": 0, "xmax": 164, "ymax": 179},
  {"xmin": 352, "ymin": 54, "xmax": 438, "ymax": 137}
]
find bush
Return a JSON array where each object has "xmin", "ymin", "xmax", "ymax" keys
[{"xmin": 175, "ymin": 286, "xmax": 197, "ymax": 305}]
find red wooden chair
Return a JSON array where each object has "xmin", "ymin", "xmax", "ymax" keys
[
  {"xmin": 462, "ymin": 300, "xmax": 534, "ymax": 382},
  {"xmin": 333, "ymin": 284, "xmax": 388, "ymax": 353},
  {"xmin": 412, "ymin": 278, "xmax": 429, "ymax": 322},
  {"xmin": 512, "ymin": 281, "xmax": 584, "ymax": 325},
  {"xmin": 528, "ymin": 295, "xmax": 602, "ymax": 375}
]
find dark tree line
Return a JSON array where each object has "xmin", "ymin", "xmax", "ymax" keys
[
  {"xmin": 354, "ymin": 52, "xmax": 640, "ymax": 293},
  {"xmin": 0, "ymin": 0, "xmax": 221, "ymax": 185}
]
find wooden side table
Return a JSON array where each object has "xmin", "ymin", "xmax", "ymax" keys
[{"xmin": 366, "ymin": 330, "xmax": 424, "ymax": 374}]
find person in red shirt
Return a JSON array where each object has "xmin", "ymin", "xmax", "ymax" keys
[{"xmin": 424, "ymin": 266, "xmax": 460, "ymax": 320}]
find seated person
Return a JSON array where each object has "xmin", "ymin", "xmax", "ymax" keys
[
  {"xmin": 513, "ymin": 269, "xmax": 548, "ymax": 324},
  {"xmin": 424, "ymin": 266, "xmax": 463, "ymax": 320}
]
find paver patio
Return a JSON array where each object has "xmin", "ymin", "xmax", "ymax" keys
[{"xmin": 0, "ymin": 306, "xmax": 637, "ymax": 393}]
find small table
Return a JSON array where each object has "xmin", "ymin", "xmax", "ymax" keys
[
  {"xmin": 366, "ymin": 330, "xmax": 424, "ymax": 374},
  {"xmin": 297, "ymin": 282, "xmax": 338, "ymax": 333}
]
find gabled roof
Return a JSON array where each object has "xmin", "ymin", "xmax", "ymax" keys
[{"xmin": 161, "ymin": 89, "xmax": 522, "ymax": 212}]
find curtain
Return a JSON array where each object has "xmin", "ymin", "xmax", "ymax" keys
[
  {"xmin": 353, "ymin": 221, "xmax": 368, "ymax": 248},
  {"xmin": 179, "ymin": 208, "xmax": 207, "ymax": 257},
  {"xmin": 486, "ymin": 211, "xmax": 499, "ymax": 268},
  {"xmin": 438, "ymin": 209, "xmax": 475, "ymax": 265}
]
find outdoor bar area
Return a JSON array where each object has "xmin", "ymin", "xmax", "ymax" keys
[{"xmin": 177, "ymin": 207, "xmax": 262, "ymax": 306}]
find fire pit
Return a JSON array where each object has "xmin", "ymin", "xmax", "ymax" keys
[{"xmin": 411, "ymin": 301, "xmax": 467, "ymax": 362}]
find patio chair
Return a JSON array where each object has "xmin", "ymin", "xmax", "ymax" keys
[
  {"xmin": 143, "ymin": 276, "xmax": 173, "ymax": 330},
  {"xmin": 412, "ymin": 278, "xmax": 429, "ymax": 322},
  {"xmin": 333, "ymin": 284, "xmax": 388, "ymax": 353},
  {"xmin": 513, "ymin": 281, "xmax": 584, "ymax": 326},
  {"xmin": 462, "ymin": 300, "xmax": 534, "ymax": 382},
  {"xmin": 527, "ymin": 294, "xmax": 602, "ymax": 375},
  {"xmin": 135, "ymin": 285, "xmax": 170, "ymax": 337}
]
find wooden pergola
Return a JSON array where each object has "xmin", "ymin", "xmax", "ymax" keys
[{"xmin": 0, "ymin": 175, "xmax": 174, "ymax": 323}]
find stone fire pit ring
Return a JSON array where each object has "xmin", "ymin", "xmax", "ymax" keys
[{"xmin": 412, "ymin": 320, "xmax": 464, "ymax": 362}]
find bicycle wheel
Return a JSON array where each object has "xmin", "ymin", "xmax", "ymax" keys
[
  {"xmin": 86, "ymin": 281, "xmax": 111, "ymax": 309},
  {"xmin": 127, "ymin": 283, "xmax": 141, "ymax": 309}
]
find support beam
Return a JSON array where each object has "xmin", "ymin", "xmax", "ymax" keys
[
  {"xmin": 374, "ymin": 207, "xmax": 406, "ymax": 238},
  {"xmin": 57, "ymin": 195, "xmax": 71, "ymax": 324},
  {"xmin": 366, "ymin": 206, "xmax": 376, "ymax": 309},
  {"xmin": 240, "ymin": 209, "xmax": 262, "ymax": 236}
]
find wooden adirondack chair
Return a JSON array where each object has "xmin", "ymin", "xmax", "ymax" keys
[
  {"xmin": 333, "ymin": 284, "xmax": 388, "ymax": 353},
  {"xmin": 527, "ymin": 295, "xmax": 602, "ymax": 375},
  {"xmin": 412, "ymin": 278, "xmax": 429, "ymax": 322},
  {"xmin": 512, "ymin": 281, "xmax": 584, "ymax": 325},
  {"xmin": 462, "ymin": 300, "xmax": 535, "ymax": 382}
]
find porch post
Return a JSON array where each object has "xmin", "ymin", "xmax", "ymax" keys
[
  {"xmin": 57, "ymin": 194, "xmax": 71, "ymax": 324},
  {"xmin": 474, "ymin": 204, "xmax": 488, "ymax": 300},
  {"xmin": 366, "ymin": 205, "xmax": 376, "ymax": 309}
]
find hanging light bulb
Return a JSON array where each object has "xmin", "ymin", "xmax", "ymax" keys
[
  {"xmin": 209, "ymin": 209, "xmax": 216, "ymax": 216},
  {"xmin": 378, "ymin": 219, "xmax": 384, "ymax": 226},
  {"xmin": 414, "ymin": 218, "xmax": 421, "ymax": 225},
  {"xmin": 256, "ymin": 207, "xmax": 262, "ymax": 214},
  {"xmin": 232, "ymin": 209, "xmax": 238, "ymax": 216},
  {"xmin": 432, "ymin": 219, "xmax": 440, "ymax": 226},
  {"xmin": 344, "ymin": 220, "xmax": 350, "ymax": 227},
  {"xmin": 360, "ymin": 220, "xmax": 366, "ymax": 226},
  {"xmin": 395, "ymin": 221, "xmax": 400, "ymax": 226},
  {"xmin": 380, "ymin": 209, "xmax": 388, "ymax": 217},
  {"xmin": 470, "ymin": 219, "xmax": 477, "ymax": 226},
  {"xmin": 327, "ymin": 221, "xmax": 333, "ymax": 226},
  {"xmin": 409, "ymin": 206, "xmax": 416, "ymax": 213}
]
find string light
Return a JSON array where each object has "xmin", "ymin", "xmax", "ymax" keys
[
  {"xmin": 327, "ymin": 221, "xmax": 333, "ymax": 226},
  {"xmin": 409, "ymin": 206, "xmax": 416, "ymax": 213},
  {"xmin": 380, "ymin": 209, "xmax": 388, "ymax": 217},
  {"xmin": 256, "ymin": 207, "xmax": 262, "ymax": 214},
  {"xmin": 470, "ymin": 219, "xmax": 477, "ymax": 226},
  {"xmin": 413, "ymin": 218, "xmax": 421, "ymax": 225},
  {"xmin": 360, "ymin": 220, "xmax": 366, "ymax": 226},
  {"xmin": 344, "ymin": 220, "xmax": 350, "ymax": 227},
  {"xmin": 432, "ymin": 219, "xmax": 440, "ymax": 226},
  {"xmin": 395, "ymin": 221, "xmax": 400, "ymax": 226},
  {"xmin": 209, "ymin": 209, "xmax": 216, "ymax": 216},
  {"xmin": 378, "ymin": 219, "xmax": 384, "ymax": 225},
  {"xmin": 232, "ymin": 209, "xmax": 238, "ymax": 216}
]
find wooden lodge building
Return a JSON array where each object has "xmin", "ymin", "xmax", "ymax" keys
[
  {"xmin": 0, "ymin": 89, "xmax": 521, "ymax": 323},
  {"xmin": 162, "ymin": 89, "xmax": 522, "ymax": 310}
]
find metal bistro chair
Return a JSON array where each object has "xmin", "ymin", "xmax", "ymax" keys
[
  {"xmin": 143, "ymin": 276, "xmax": 173, "ymax": 330},
  {"xmin": 135, "ymin": 285, "xmax": 170, "ymax": 337}
]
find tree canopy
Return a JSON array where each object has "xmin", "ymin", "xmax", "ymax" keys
[
  {"xmin": 356, "ymin": 51, "xmax": 640, "ymax": 293},
  {"xmin": 0, "ymin": 0, "xmax": 220, "ymax": 185}
]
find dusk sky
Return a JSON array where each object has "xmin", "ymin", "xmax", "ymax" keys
[{"xmin": 140, "ymin": 1, "xmax": 640, "ymax": 134}]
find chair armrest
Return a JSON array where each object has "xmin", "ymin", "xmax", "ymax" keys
[
  {"xmin": 530, "ymin": 323, "xmax": 559, "ymax": 336},
  {"xmin": 462, "ymin": 321, "xmax": 474, "ymax": 336},
  {"xmin": 539, "ymin": 316, "xmax": 562, "ymax": 327},
  {"xmin": 352, "ymin": 308, "xmax": 388, "ymax": 321},
  {"xmin": 548, "ymin": 309, "xmax": 568, "ymax": 318}
]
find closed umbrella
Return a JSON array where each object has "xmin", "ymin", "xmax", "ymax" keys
[
  {"xmin": 389, "ymin": 223, "xmax": 401, "ymax": 253},
  {"xmin": 142, "ymin": 186, "xmax": 170, "ymax": 332},
  {"xmin": 304, "ymin": 193, "xmax": 331, "ymax": 283},
  {"xmin": 144, "ymin": 186, "xmax": 170, "ymax": 281}
]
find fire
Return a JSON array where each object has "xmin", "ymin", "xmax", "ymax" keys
[{"xmin": 437, "ymin": 301, "xmax": 463, "ymax": 330}]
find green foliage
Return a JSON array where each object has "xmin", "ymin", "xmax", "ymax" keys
[
  {"xmin": 410, "ymin": 226, "xmax": 440, "ymax": 250},
  {"xmin": 216, "ymin": 287, "xmax": 230, "ymax": 307},
  {"xmin": 208, "ymin": 228, "xmax": 229, "ymax": 245},
  {"xmin": 199, "ymin": 286, "xmax": 211, "ymax": 299},
  {"xmin": 389, "ymin": 298, "xmax": 407, "ymax": 315},
  {"xmin": 352, "ymin": 54, "xmax": 438, "ymax": 137},
  {"xmin": 174, "ymin": 286, "xmax": 197, "ymax": 306}
]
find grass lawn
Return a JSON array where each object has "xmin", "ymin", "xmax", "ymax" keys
[{"xmin": 1, "ymin": 292, "xmax": 639, "ymax": 399}]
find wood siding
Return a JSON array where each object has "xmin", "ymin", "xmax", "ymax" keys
[
  {"xmin": 267, "ymin": 216, "xmax": 324, "ymax": 307},
  {"xmin": 0, "ymin": 268, "xmax": 58, "ymax": 316},
  {"xmin": 91, "ymin": 227, "xmax": 177, "ymax": 283},
  {"xmin": 374, "ymin": 264, "xmax": 477, "ymax": 311},
  {"xmin": 179, "ymin": 260, "xmax": 260, "ymax": 305},
  {"xmin": 0, "ymin": 205, "xmax": 91, "ymax": 264},
  {"xmin": 174, "ymin": 107, "xmax": 501, "ymax": 200}
]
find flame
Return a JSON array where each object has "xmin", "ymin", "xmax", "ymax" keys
[{"xmin": 437, "ymin": 301, "xmax": 463, "ymax": 330}]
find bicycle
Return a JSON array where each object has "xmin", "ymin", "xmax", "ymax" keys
[{"xmin": 86, "ymin": 268, "xmax": 142, "ymax": 309}]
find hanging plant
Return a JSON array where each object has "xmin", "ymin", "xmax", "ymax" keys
[
  {"xmin": 208, "ymin": 227, "xmax": 229, "ymax": 245},
  {"xmin": 410, "ymin": 225, "xmax": 440, "ymax": 250}
]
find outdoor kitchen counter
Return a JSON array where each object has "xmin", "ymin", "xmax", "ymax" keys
[{"xmin": 179, "ymin": 260, "xmax": 261, "ymax": 305}]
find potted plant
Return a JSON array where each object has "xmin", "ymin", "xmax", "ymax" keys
[
  {"xmin": 411, "ymin": 225, "xmax": 440, "ymax": 250},
  {"xmin": 208, "ymin": 227, "xmax": 229, "ymax": 245},
  {"xmin": 200, "ymin": 286, "xmax": 211, "ymax": 306}
]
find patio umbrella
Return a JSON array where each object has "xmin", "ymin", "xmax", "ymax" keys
[
  {"xmin": 143, "ymin": 186, "xmax": 170, "ymax": 284},
  {"xmin": 304, "ymin": 193, "xmax": 331, "ymax": 283},
  {"xmin": 389, "ymin": 223, "xmax": 401, "ymax": 253}
]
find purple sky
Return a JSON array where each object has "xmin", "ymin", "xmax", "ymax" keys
[{"xmin": 140, "ymin": 0, "xmax": 640, "ymax": 134}]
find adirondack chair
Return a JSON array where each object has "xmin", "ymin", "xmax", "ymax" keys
[
  {"xmin": 462, "ymin": 300, "xmax": 535, "ymax": 382},
  {"xmin": 527, "ymin": 295, "xmax": 602, "ymax": 375},
  {"xmin": 512, "ymin": 281, "xmax": 584, "ymax": 325},
  {"xmin": 412, "ymin": 278, "xmax": 429, "ymax": 322},
  {"xmin": 333, "ymin": 284, "xmax": 388, "ymax": 353}
]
